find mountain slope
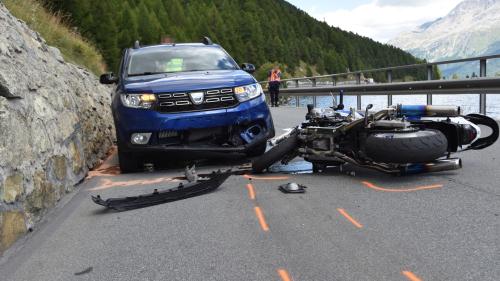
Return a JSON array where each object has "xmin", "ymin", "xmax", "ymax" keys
[
  {"xmin": 389, "ymin": 0, "xmax": 500, "ymax": 76},
  {"xmin": 3, "ymin": 0, "xmax": 105, "ymax": 74},
  {"xmin": 46, "ymin": 0, "xmax": 425, "ymax": 80}
]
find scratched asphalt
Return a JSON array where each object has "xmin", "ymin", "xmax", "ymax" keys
[{"xmin": 1, "ymin": 107, "xmax": 499, "ymax": 281}]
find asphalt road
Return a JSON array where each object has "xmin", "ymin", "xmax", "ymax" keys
[{"xmin": 1, "ymin": 107, "xmax": 499, "ymax": 281}]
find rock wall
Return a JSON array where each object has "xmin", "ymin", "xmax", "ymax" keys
[{"xmin": 0, "ymin": 4, "xmax": 114, "ymax": 252}]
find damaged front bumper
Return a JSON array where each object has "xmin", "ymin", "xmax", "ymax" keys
[
  {"xmin": 123, "ymin": 127, "xmax": 272, "ymax": 155},
  {"xmin": 115, "ymin": 95, "xmax": 275, "ymax": 156},
  {"xmin": 91, "ymin": 169, "xmax": 232, "ymax": 211}
]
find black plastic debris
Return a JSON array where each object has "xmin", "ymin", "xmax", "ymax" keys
[
  {"xmin": 92, "ymin": 169, "xmax": 231, "ymax": 211},
  {"xmin": 184, "ymin": 164, "xmax": 198, "ymax": 182},
  {"xmin": 279, "ymin": 182, "xmax": 307, "ymax": 193}
]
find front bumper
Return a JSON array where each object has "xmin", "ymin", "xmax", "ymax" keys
[
  {"xmin": 123, "ymin": 130, "xmax": 271, "ymax": 155},
  {"xmin": 113, "ymin": 94, "xmax": 274, "ymax": 155}
]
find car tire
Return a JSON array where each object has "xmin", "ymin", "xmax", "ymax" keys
[
  {"xmin": 118, "ymin": 147, "xmax": 143, "ymax": 174},
  {"xmin": 252, "ymin": 131, "xmax": 298, "ymax": 173},
  {"xmin": 365, "ymin": 129, "xmax": 448, "ymax": 164},
  {"xmin": 246, "ymin": 142, "xmax": 268, "ymax": 157}
]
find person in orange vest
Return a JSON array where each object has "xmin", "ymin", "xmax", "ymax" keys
[{"xmin": 267, "ymin": 65, "xmax": 282, "ymax": 107}]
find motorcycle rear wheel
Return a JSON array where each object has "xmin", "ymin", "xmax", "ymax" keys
[{"xmin": 365, "ymin": 129, "xmax": 448, "ymax": 164}]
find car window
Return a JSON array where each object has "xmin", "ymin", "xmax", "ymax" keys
[{"xmin": 127, "ymin": 46, "xmax": 239, "ymax": 76}]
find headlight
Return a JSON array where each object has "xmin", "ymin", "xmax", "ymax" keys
[
  {"xmin": 120, "ymin": 93, "xmax": 156, "ymax": 109},
  {"xmin": 234, "ymin": 83, "xmax": 263, "ymax": 102}
]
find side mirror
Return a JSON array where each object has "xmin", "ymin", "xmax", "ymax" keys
[
  {"xmin": 100, "ymin": 73, "xmax": 118, "ymax": 84},
  {"xmin": 241, "ymin": 63, "xmax": 256, "ymax": 74}
]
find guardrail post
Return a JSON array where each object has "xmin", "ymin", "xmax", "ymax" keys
[
  {"xmin": 295, "ymin": 96, "xmax": 299, "ymax": 107},
  {"xmin": 313, "ymin": 96, "xmax": 317, "ymax": 107},
  {"xmin": 480, "ymin": 59, "xmax": 487, "ymax": 77},
  {"xmin": 426, "ymin": 65, "xmax": 433, "ymax": 105},
  {"xmin": 387, "ymin": 70, "xmax": 393, "ymax": 105},
  {"xmin": 311, "ymin": 78, "xmax": 317, "ymax": 87},
  {"xmin": 357, "ymin": 95, "xmax": 362, "ymax": 111},
  {"xmin": 295, "ymin": 79, "xmax": 299, "ymax": 88},
  {"xmin": 355, "ymin": 73, "xmax": 361, "ymax": 85},
  {"xmin": 427, "ymin": 65, "xmax": 433, "ymax": 80},
  {"xmin": 480, "ymin": 59, "xmax": 487, "ymax": 114},
  {"xmin": 479, "ymin": 92, "xmax": 487, "ymax": 114}
]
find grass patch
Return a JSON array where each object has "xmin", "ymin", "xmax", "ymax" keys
[{"xmin": 3, "ymin": 0, "xmax": 106, "ymax": 74}]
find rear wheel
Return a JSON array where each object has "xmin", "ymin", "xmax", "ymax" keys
[{"xmin": 365, "ymin": 129, "xmax": 448, "ymax": 164}]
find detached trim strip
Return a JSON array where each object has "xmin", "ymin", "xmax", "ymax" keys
[{"xmin": 91, "ymin": 170, "xmax": 232, "ymax": 211}]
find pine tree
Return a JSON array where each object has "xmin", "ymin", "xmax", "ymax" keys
[{"xmin": 46, "ymin": 0, "xmax": 426, "ymax": 80}]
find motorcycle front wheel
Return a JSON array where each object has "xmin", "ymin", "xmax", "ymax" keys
[{"xmin": 252, "ymin": 131, "xmax": 299, "ymax": 173}]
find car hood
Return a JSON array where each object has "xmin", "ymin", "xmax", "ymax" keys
[{"xmin": 123, "ymin": 70, "xmax": 256, "ymax": 93}]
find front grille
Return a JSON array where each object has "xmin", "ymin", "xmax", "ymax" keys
[{"xmin": 156, "ymin": 88, "xmax": 238, "ymax": 113}]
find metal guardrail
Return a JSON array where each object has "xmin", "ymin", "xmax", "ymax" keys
[{"xmin": 260, "ymin": 54, "xmax": 500, "ymax": 114}]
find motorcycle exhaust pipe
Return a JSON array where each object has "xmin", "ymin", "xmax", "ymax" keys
[
  {"xmin": 403, "ymin": 158, "xmax": 462, "ymax": 175},
  {"xmin": 397, "ymin": 105, "xmax": 461, "ymax": 117}
]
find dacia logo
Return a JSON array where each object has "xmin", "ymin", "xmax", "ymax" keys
[{"xmin": 189, "ymin": 92, "xmax": 204, "ymax": 105}]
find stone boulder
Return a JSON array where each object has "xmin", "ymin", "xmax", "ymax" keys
[{"xmin": 0, "ymin": 3, "xmax": 114, "ymax": 253}]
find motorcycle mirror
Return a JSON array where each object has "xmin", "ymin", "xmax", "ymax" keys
[
  {"xmin": 364, "ymin": 104, "xmax": 374, "ymax": 127},
  {"xmin": 330, "ymin": 92, "xmax": 337, "ymax": 107}
]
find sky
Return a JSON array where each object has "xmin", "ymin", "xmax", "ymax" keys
[{"xmin": 286, "ymin": 0, "xmax": 463, "ymax": 43}]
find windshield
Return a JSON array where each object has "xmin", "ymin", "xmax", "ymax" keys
[{"xmin": 127, "ymin": 46, "xmax": 239, "ymax": 76}]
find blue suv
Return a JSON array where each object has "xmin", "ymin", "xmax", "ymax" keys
[{"xmin": 100, "ymin": 39, "xmax": 274, "ymax": 172}]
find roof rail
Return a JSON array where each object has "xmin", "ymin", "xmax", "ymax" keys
[
  {"xmin": 202, "ymin": 37, "xmax": 213, "ymax": 45},
  {"xmin": 133, "ymin": 40, "xmax": 140, "ymax": 49}
]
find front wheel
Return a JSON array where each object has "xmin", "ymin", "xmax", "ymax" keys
[
  {"xmin": 365, "ymin": 129, "xmax": 448, "ymax": 164},
  {"xmin": 118, "ymin": 147, "xmax": 144, "ymax": 174},
  {"xmin": 246, "ymin": 142, "xmax": 268, "ymax": 157},
  {"xmin": 252, "ymin": 131, "xmax": 298, "ymax": 173}
]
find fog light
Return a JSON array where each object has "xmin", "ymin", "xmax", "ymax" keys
[{"xmin": 131, "ymin": 133, "xmax": 152, "ymax": 145}]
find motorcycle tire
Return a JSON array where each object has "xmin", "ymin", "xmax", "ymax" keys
[
  {"xmin": 365, "ymin": 129, "xmax": 448, "ymax": 164},
  {"xmin": 252, "ymin": 131, "xmax": 299, "ymax": 173}
]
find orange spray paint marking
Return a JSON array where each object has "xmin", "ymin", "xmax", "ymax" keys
[
  {"xmin": 243, "ymin": 174, "xmax": 289, "ymax": 180},
  {"xmin": 402, "ymin": 271, "xmax": 423, "ymax": 281},
  {"xmin": 277, "ymin": 269, "xmax": 293, "ymax": 281},
  {"xmin": 86, "ymin": 165, "xmax": 121, "ymax": 180},
  {"xmin": 85, "ymin": 147, "xmax": 119, "ymax": 180},
  {"xmin": 254, "ymin": 206, "xmax": 270, "ymax": 232},
  {"xmin": 337, "ymin": 208, "xmax": 363, "ymax": 228},
  {"xmin": 246, "ymin": 183, "xmax": 256, "ymax": 200},
  {"xmin": 89, "ymin": 177, "xmax": 179, "ymax": 191},
  {"xmin": 362, "ymin": 181, "xmax": 442, "ymax": 192}
]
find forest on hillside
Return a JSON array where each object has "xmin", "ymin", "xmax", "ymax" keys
[{"xmin": 45, "ymin": 0, "xmax": 428, "ymax": 81}]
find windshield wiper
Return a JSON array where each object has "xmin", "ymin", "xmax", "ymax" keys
[{"xmin": 128, "ymin": 72, "xmax": 168, "ymax": 77}]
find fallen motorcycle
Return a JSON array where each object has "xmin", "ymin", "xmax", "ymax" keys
[{"xmin": 253, "ymin": 102, "xmax": 498, "ymax": 175}]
